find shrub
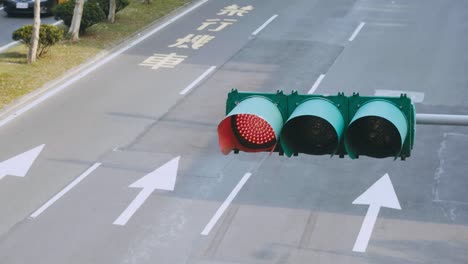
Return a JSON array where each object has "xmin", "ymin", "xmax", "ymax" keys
[
  {"xmin": 54, "ymin": 0, "xmax": 106, "ymax": 33},
  {"xmin": 81, "ymin": 1, "xmax": 106, "ymax": 32},
  {"xmin": 12, "ymin": 24, "xmax": 64, "ymax": 57},
  {"xmin": 96, "ymin": 0, "xmax": 129, "ymax": 17},
  {"xmin": 53, "ymin": 0, "xmax": 75, "ymax": 27}
]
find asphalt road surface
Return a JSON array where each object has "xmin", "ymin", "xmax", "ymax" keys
[
  {"xmin": 1, "ymin": 0, "xmax": 468, "ymax": 263},
  {"xmin": 0, "ymin": 8, "xmax": 56, "ymax": 47}
]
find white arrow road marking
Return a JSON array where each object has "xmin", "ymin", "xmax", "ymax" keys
[
  {"xmin": 113, "ymin": 156, "xmax": 180, "ymax": 226},
  {"xmin": 0, "ymin": 144, "xmax": 45, "ymax": 181},
  {"xmin": 352, "ymin": 173, "xmax": 401, "ymax": 253}
]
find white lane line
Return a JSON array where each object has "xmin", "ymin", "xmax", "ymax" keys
[
  {"xmin": 252, "ymin": 14, "xmax": 278, "ymax": 36},
  {"xmin": 308, "ymin": 74, "xmax": 325, "ymax": 94},
  {"xmin": 201, "ymin": 172, "xmax": 252, "ymax": 236},
  {"xmin": 180, "ymin": 66, "xmax": 216, "ymax": 95},
  {"xmin": 348, "ymin": 22, "xmax": 365, "ymax": 42},
  {"xmin": 0, "ymin": 41, "xmax": 20, "ymax": 53},
  {"xmin": 375, "ymin": 89, "xmax": 425, "ymax": 103},
  {"xmin": 30, "ymin": 163, "xmax": 101, "ymax": 218},
  {"xmin": 52, "ymin": 20, "xmax": 63, "ymax": 26},
  {"xmin": 0, "ymin": 0, "xmax": 208, "ymax": 128}
]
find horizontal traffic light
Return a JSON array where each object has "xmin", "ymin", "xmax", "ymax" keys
[{"xmin": 217, "ymin": 90, "xmax": 415, "ymax": 160}]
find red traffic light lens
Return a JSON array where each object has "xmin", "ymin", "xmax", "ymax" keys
[{"xmin": 232, "ymin": 114, "xmax": 276, "ymax": 148}]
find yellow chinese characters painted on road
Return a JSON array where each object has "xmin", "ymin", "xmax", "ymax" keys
[
  {"xmin": 139, "ymin": 53, "xmax": 187, "ymax": 70},
  {"xmin": 140, "ymin": 4, "xmax": 254, "ymax": 71},
  {"xmin": 168, "ymin": 34, "xmax": 215, "ymax": 50},
  {"xmin": 197, "ymin": 19, "xmax": 237, "ymax": 32},
  {"xmin": 217, "ymin": 5, "xmax": 254, "ymax": 16}
]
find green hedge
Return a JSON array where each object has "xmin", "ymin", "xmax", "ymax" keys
[
  {"xmin": 96, "ymin": 0, "xmax": 129, "ymax": 17},
  {"xmin": 54, "ymin": 0, "xmax": 106, "ymax": 33}
]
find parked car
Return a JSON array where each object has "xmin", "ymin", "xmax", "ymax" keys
[{"xmin": 3, "ymin": 0, "xmax": 66, "ymax": 16}]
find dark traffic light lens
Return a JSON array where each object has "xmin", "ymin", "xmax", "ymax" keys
[
  {"xmin": 231, "ymin": 114, "xmax": 277, "ymax": 149},
  {"xmin": 281, "ymin": 116, "xmax": 338, "ymax": 155},
  {"xmin": 347, "ymin": 116, "xmax": 401, "ymax": 158}
]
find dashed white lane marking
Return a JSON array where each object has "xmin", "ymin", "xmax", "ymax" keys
[
  {"xmin": 308, "ymin": 74, "xmax": 325, "ymax": 94},
  {"xmin": 30, "ymin": 163, "xmax": 101, "ymax": 218},
  {"xmin": 348, "ymin": 22, "xmax": 365, "ymax": 42},
  {"xmin": 0, "ymin": 0, "xmax": 209, "ymax": 128},
  {"xmin": 180, "ymin": 66, "xmax": 216, "ymax": 95},
  {"xmin": 201, "ymin": 172, "xmax": 252, "ymax": 236},
  {"xmin": 375, "ymin": 89, "xmax": 425, "ymax": 103},
  {"xmin": 252, "ymin": 14, "xmax": 278, "ymax": 36}
]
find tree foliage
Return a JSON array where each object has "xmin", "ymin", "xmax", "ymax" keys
[
  {"xmin": 97, "ymin": 0, "xmax": 129, "ymax": 17},
  {"xmin": 13, "ymin": 24, "xmax": 64, "ymax": 57},
  {"xmin": 54, "ymin": 0, "xmax": 106, "ymax": 33}
]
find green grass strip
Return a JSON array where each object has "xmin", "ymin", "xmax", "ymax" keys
[{"xmin": 0, "ymin": 0, "xmax": 191, "ymax": 109}]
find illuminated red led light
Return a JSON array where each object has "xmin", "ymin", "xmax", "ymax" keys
[{"xmin": 234, "ymin": 114, "xmax": 276, "ymax": 145}]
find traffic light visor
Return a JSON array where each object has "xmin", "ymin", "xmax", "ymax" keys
[
  {"xmin": 280, "ymin": 98, "xmax": 345, "ymax": 157},
  {"xmin": 218, "ymin": 96, "xmax": 284, "ymax": 155},
  {"xmin": 345, "ymin": 100, "xmax": 408, "ymax": 159}
]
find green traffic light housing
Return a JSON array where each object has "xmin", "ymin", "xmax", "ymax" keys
[
  {"xmin": 280, "ymin": 92, "xmax": 347, "ymax": 157},
  {"xmin": 345, "ymin": 93, "xmax": 415, "ymax": 160}
]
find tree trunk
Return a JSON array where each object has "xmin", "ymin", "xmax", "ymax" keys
[
  {"xmin": 69, "ymin": 0, "xmax": 84, "ymax": 42},
  {"xmin": 27, "ymin": 0, "xmax": 40, "ymax": 64},
  {"xmin": 108, "ymin": 0, "xmax": 116, "ymax": 23}
]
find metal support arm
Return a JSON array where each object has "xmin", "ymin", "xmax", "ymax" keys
[{"xmin": 416, "ymin": 114, "xmax": 468, "ymax": 126}]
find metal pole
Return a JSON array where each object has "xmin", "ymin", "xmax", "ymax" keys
[{"xmin": 416, "ymin": 114, "xmax": 468, "ymax": 126}]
